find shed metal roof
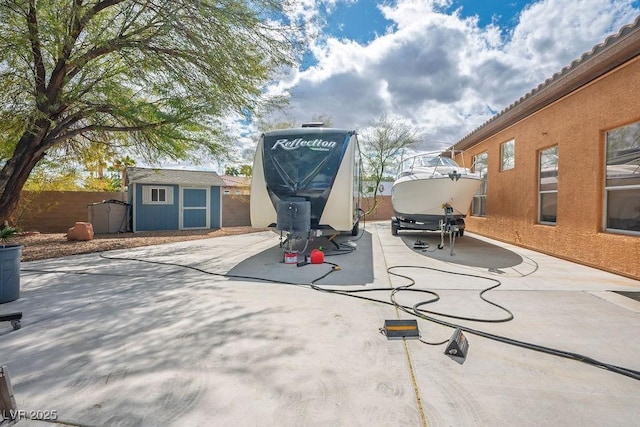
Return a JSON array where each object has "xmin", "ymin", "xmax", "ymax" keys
[{"xmin": 125, "ymin": 167, "xmax": 225, "ymax": 186}]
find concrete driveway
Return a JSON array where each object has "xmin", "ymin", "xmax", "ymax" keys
[{"xmin": 1, "ymin": 221, "xmax": 639, "ymax": 426}]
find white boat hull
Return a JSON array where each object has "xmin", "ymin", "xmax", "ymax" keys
[{"xmin": 391, "ymin": 175, "xmax": 481, "ymax": 222}]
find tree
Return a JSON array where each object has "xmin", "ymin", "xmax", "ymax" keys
[
  {"xmin": 239, "ymin": 164, "xmax": 253, "ymax": 177},
  {"xmin": 309, "ymin": 113, "xmax": 333, "ymax": 127},
  {"xmin": 0, "ymin": 0, "xmax": 301, "ymax": 223},
  {"xmin": 225, "ymin": 166, "xmax": 240, "ymax": 176},
  {"xmin": 109, "ymin": 155, "xmax": 136, "ymax": 193},
  {"xmin": 237, "ymin": 117, "xmax": 299, "ymax": 170},
  {"xmin": 23, "ymin": 158, "xmax": 83, "ymax": 191},
  {"xmin": 359, "ymin": 114, "xmax": 418, "ymax": 214},
  {"xmin": 77, "ymin": 142, "xmax": 114, "ymax": 189}
]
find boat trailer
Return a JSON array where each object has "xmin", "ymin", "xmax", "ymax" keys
[
  {"xmin": 391, "ymin": 205, "xmax": 463, "ymax": 256},
  {"xmin": 437, "ymin": 205, "xmax": 460, "ymax": 256}
]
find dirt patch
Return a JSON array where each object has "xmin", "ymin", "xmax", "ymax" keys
[{"xmin": 13, "ymin": 227, "xmax": 270, "ymax": 262}]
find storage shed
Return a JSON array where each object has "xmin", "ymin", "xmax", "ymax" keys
[
  {"xmin": 88, "ymin": 199, "xmax": 130, "ymax": 233},
  {"xmin": 125, "ymin": 167, "xmax": 225, "ymax": 232}
]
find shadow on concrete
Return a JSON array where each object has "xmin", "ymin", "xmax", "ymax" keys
[
  {"xmin": 398, "ymin": 231, "xmax": 523, "ymax": 269},
  {"xmin": 613, "ymin": 291, "xmax": 640, "ymax": 302},
  {"xmin": 227, "ymin": 232, "xmax": 374, "ymax": 286},
  {"xmin": 2, "ymin": 253, "xmax": 302, "ymax": 425}
]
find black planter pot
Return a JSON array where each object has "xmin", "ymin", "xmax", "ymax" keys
[{"xmin": 0, "ymin": 244, "xmax": 22, "ymax": 304}]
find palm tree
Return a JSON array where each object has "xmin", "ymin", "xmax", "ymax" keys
[{"xmin": 110, "ymin": 156, "xmax": 137, "ymax": 193}]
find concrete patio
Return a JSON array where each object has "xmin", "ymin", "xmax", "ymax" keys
[{"xmin": 1, "ymin": 221, "xmax": 639, "ymax": 426}]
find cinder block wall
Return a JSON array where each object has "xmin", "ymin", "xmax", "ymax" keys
[
  {"xmin": 14, "ymin": 191, "xmax": 395, "ymax": 232},
  {"xmin": 16, "ymin": 191, "xmax": 128, "ymax": 233},
  {"xmin": 221, "ymin": 195, "xmax": 394, "ymax": 226},
  {"xmin": 221, "ymin": 194, "xmax": 251, "ymax": 227},
  {"xmin": 362, "ymin": 196, "xmax": 394, "ymax": 221}
]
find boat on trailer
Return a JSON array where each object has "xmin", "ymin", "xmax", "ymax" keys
[
  {"xmin": 391, "ymin": 152, "xmax": 481, "ymax": 236},
  {"xmin": 250, "ymin": 124, "xmax": 363, "ymax": 258}
]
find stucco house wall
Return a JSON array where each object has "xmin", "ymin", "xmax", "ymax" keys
[{"xmin": 457, "ymin": 45, "xmax": 640, "ymax": 280}]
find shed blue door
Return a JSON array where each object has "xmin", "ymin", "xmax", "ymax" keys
[{"xmin": 181, "ymin": 187, "xmax": 209, "ymax": 229}]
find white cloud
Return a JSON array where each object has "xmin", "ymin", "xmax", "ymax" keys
[
  {"xmin": 250, "ymin": 0, "xmax": 639, "ymax": 156},
  {"xmin": 507, "ymin": 0, "xmax": 639, "ymax": 80}
]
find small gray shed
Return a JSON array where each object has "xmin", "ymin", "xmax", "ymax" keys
[{"xmin": 88, "ymin": 199, "xmax": 131, "ymax": 233}]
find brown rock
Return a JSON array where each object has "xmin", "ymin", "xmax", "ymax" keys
[{"xmin": 67, "ymin": 222, "xmax": 94, "ymax": 241}]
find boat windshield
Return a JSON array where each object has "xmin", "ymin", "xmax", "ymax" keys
[{"xmin": 401, "ymin": 155, "xmax": 460, "ymax": 170}]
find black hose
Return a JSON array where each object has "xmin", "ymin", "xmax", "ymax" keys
[{"xmin": 81, "ymin": 252, "xmax": 638, "ymax": 382}]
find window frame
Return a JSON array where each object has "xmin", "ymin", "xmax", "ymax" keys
[
  {"xmin": 500, "ymin": 139, "xmax": 515, "ymax": 171},
  {"xmin": 142, "ymin": 185, "xmax": 174, "ymax": 205},
  {"xmin": 471, "ymin": 151, "xmax": 488, "ymax": 217},
  {"xmin": 603, "ymin": 121, "xmax": 640, "ymax": 235},
  {"xmin": 538, "ymin": 146, "xmax": 558, "ymax": 225}
]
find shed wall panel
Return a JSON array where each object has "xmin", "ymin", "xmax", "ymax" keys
[
  {"xmin": 134, "ymin": 185, "xmax": 180, "ymax": 231},
  {"xmin": 210, "ymin": 187, "xmax": 221, "ymax": 228}
]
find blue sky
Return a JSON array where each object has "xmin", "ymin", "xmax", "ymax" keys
[
  {"xmin": 320, "ymin": 1, "xmax": 534, "ymax": 47},
  {"xmin": 217, "ymin": 0, "xmax": 640, "ymax": 166},
  {"xmin": 452, "ymin": 1, "xmax": 534, "ymax": 28}
]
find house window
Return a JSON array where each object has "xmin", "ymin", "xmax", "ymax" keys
[
  {"xmin": 501, "ymin": 139, "xmax": 515, "ymax": 171},
  {"xmin": 142, "ymin": 186, "xmax": 173, "ymax": 205},
  {"xmin": 539, "ymin": 146, "xmax": 558, "ymax": 225},
  {"xmin": 472, "ymin": 152, "xmax": 488, "ymax": 217},
  {"xmin": 605, "ymin": 121, "xmax": 640, "ymax": 234},
  {"xmin": 223, "ymin": 189, "xmax": 231, "ymax": 195}
]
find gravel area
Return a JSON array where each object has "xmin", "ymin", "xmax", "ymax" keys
[{"xmin": 12, "ymin": 227, "xmax": 270, "ymax": 261}]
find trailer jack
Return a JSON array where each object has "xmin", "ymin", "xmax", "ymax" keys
[{"xmin": 438, "ymin": 205, "xmax": 458, "ymax": 256}]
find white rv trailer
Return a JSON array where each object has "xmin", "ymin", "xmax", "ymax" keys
[{"xmin": 250, "ymin": 125, "xmax": 362, "ymax": 237}]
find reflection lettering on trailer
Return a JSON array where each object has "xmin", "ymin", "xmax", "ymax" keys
[
  {"xmin": 262, "ymin": 131, "xmax": 350, "ymax": 226},
  {"xmin": 271, "ymin": 138, "xmax": 338, "ymax": 152}
]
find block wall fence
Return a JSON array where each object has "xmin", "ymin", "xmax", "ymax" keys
[{"xmin": 14, "ymin": 191, "xmax": 394, "ymax": 233}]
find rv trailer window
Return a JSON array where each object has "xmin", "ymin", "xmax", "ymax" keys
[
  {"xmin": 263, "ymin": 133, "xmax": 347, "ymax": 190},
  {"xmin": 261, "ymin": 131, "xmax": 351, "ymax": 224},
  {"xmin": 605, "ymin": 121, "xmax": 640, "ymax": 234}
]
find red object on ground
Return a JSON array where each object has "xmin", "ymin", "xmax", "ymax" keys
[
  {"xmin": 310, "ymin": 249, "xmax": 324, "ymax": 264},
  {"xmin": 67, "ymin": 222, "xmax": 94, "ymax": 241},
  {"xmin": 284, "ymin": 252, "xmax": 297, "ymax": 264}
]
